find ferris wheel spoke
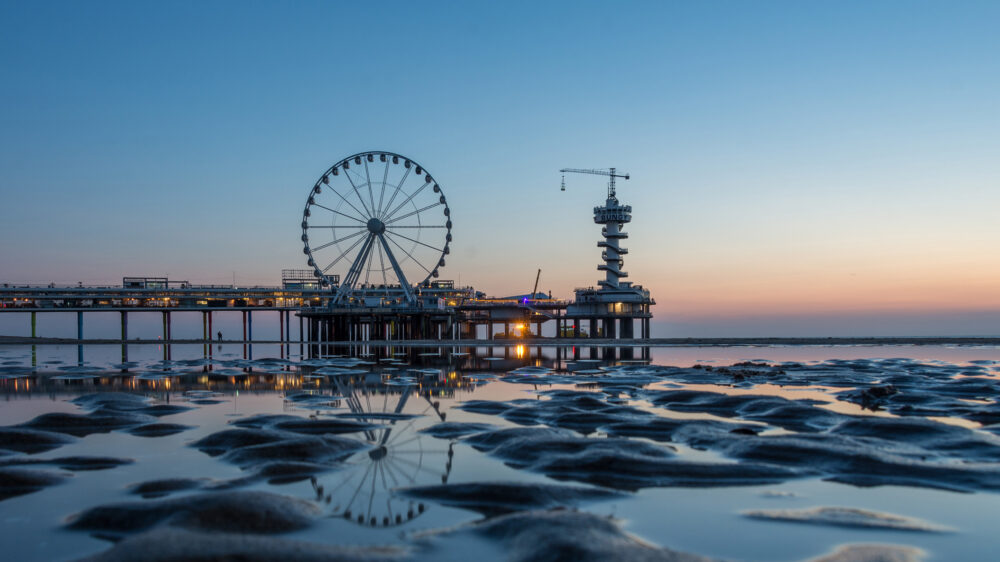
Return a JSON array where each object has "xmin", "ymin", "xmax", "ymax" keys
[
  {"xmin": 366, "ymin": 461, "xmax": 378, "ymax": 518},
  {"xmin": 308, "ymin": 225, "xmax": 367, "ymax": 229},
  {"xmin": 312, "ymin": 203, "xmax": 366, "ymax": 224},
  {"xmin": 364, "ymin": 159, "xmax": 378, "ymax": 219},
  {"xmin": 385, "ymin": 230, "xmax": 444, "ymax": 253},
  {"xmin": 384, "ymin": 459, "xmax": 415, "ymax": 487},
  {"xmin": 386, "ymin": 432, "xmax": 422, "ymax": 449},
  {"xmin": 385, "ymin": 234, "xmax": 433, "ymax": 274},
  {"xmin": 385, "ymin": 415, "xmax": 422, "ymax": 445},
  {"xmin": 378, "ymin": 460, "xmax": 390, "ymax": 491},
  {"xmin": 363, "ymin": 235, "xmax": 380, "ymax": 286},
  {"xmin": 391, "ymin": 456, "xmax": 438, "ymax": 475},
  {"xmin": 322, "ymin": 234, "xmax": 368, "ymax": 273},
  {"xmin": 381, "ymin": 459, "xmax": 403, "ymax": 488},
  {"xmin": 310, "ymin": 229, "xmax": 367, "ymax": 253},
  {"xmin": 343, "ymin": 169, "xmax": 374, "ymax": 218},
  {"xmin": 383, "ymin": 182, "xmax": 431, "ymax": 223},
  {"xmin": 385, "ymin": 202, "xmax": 443, "ymax": 224},
  {"xmin": 377, "ymin": 158, "xmax": 390, "ymax": 217},
  {"xmin": 379, "ymin": 167, "xmax": 412, "ymax": 221},
  {"xmin": 345, "ymin": 461, "xmax": 375, "ymax": 511},
  {"xmin": 387, "ymin": 225, "xmax": 446, "ymax": 228},
  {"xmin": 325, "ymin": 185, "xmax": 370, "ymax": 222},
  {"xmin": 325, "ymin": 460, "xmax": 370, "ymax": 497}
]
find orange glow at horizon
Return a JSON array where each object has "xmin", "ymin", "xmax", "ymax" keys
[{"xmin": 650, "ymin": 251, "xmax": 1000, "ymax": 318}]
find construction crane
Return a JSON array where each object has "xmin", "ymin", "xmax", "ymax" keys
[
  {"xmin": 531, "ymin": 268, "xmax": 541, "ymax": 300},
  {"xmin": 559, "ymin": 167, "xmax": 630, "ymax": 198}
]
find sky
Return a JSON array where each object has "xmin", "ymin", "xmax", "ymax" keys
[{"xmin": 1, "ymin": 0, "xmax": 998, "ymax": 337}]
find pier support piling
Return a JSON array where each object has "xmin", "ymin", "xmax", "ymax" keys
[
  {"xmin": 242, "ymin": 311, "xmax": 247, "ymax": 359},
  {"xmin": 77, "ymin": 310, "xmax": 84, "ymax": 365},
  {"xmin": 121, "ymin": 311, "xmax": 129, "ymax": 367},
  {"xmin": 202, "ymin": 311, "xmax": 208, "ymax": 359}
]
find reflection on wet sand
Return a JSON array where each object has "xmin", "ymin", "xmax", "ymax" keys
[
  {"xmin": 1, "ymin": 344, "xmax": 999, "ymax": 561},
  {"xmin": 0, "ymin": 344, "xmax": 652, "ymax": 395}
]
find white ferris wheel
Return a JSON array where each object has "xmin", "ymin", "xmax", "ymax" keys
[{"xmin": 301, "ymin": 151, "xmax": 452, "ymax": 304}]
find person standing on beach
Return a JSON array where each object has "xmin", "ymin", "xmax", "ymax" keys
[{"xmin": 217, "ymin": 331, "xmax": 222, "ymax": 341}]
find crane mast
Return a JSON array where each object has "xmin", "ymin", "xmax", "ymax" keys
[{"xmin": 559, "ymin": 167, "xmax": 630, "ymax": 198}]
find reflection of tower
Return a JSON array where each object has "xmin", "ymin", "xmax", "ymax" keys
[{"xmin": 594, "ymin": 194, "xmax": 631, "ymax": 289}]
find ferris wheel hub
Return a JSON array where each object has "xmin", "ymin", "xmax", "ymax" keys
[{"xmin": 366, "ymin": 217, "xmax": 386, "ymax": 234}]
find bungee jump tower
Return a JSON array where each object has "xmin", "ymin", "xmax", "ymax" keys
[{"xmin": 559, "ymin": 168, "xmax": 655, "ymax": 339}]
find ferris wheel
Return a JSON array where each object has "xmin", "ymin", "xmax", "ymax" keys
[{"xmin": 301, "ymin": 151, "xmax": 452, "ymax": 304}]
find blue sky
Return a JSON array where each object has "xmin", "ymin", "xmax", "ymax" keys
[{"xmin": 2, "ymin": 1, "xmax": 998, "ymax": 336}]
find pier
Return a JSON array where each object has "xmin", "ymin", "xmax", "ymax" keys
[
  {"xmin": 0, "ymin": 281, "xmax": 648, "ymax": 343},
  {"xmin": 1, "ymin": 154, "xmax": 657, "ymax": 349}
]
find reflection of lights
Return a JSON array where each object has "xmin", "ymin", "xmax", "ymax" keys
[{"xmin": 515, "ymin": 344, "xmax": 525, "ymax": 358}]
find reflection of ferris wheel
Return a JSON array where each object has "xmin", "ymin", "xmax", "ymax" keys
[
  {"xmin": 310, "ymin": 375, "xmax": 453, "ymax": 528},
  {"xmin": 301, "ymin": 151, "xmax": 452, "ymax": 304}
]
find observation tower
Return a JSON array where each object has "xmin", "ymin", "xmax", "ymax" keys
[{"xmin": 561, "ymin": 168, "xmax": 654, "ymax": 339}]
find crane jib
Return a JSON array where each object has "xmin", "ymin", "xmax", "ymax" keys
[{"xmin": 559, "ymin": 167, "xmax": 631, "ymax": 198}]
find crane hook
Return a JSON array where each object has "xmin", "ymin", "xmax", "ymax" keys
[{"xmin": 560, "ymin": 175, "xmax": 566, "ymax": 192}]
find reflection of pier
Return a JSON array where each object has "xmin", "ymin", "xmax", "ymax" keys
[
  {"xmin": 305, "ymin": 343, "xmax": 651, "ymax": 371},
  {"xmin": 0, "ymin": 343, "xmax": 651, "ymax": 396}
]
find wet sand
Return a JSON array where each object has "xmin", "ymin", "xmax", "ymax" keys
[{"xmin": 2, "ymin": 345, "xmax": 1000, "ymax": 560}]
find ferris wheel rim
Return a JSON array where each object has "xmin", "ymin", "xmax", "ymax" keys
[{"xmin": 300, "ymin": 151, "xmax": 451, "ymax": 294}]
